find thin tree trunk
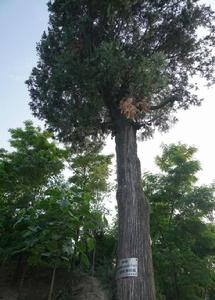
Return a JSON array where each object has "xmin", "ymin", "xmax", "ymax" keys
[
  {"xmin": 115, "ymin": 116, "xmax": 156, "ymax": 300},
  {"xmin": 12, "ymin": 255, "xmax": 23, "ymax": 285},
  {"xmin": 48, "ymin": 266, "xmax": 56, "ymax": 300},
  {"xmin": 91, "ymin": 240, "xmax": 96, "ymax": 276},
  {"xmin": 18, "ymin": 264, "xmax": 27, "ymax": 293},
  {"xmin": 72, "ymin": 227, "xmax": 80, "ymax": 268},
  {"xmin": 173, "ymin": 266, "xmax": 180, "ymax": 300}
]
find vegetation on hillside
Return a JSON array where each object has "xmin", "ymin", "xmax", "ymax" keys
[{"xmin": 0, "ymin": 122, "xmax": 214, "ymax": 299}]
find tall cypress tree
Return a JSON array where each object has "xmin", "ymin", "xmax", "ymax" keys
[{"xmin": 27, "ymin": 1, "xmax": 215, "ymax": 299}]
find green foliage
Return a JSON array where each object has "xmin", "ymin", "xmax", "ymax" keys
[
  {"xmin": 0, "ymin": 122, "xmax": 112, "ymax": 273},
  {"xmin": 27, "ymin": 0, "xmax": 215, "ymax": 144},
  {"xmin": 66, "ymin": 152, "xmax": 113, "ymax": 271},
  {"xmin": 0, "ymin": 121, "xmax": 65, "ymax": 262},
  {"xmin": 2, "ymin": 121, "xmax": 215, "ymax": 299},
  {"xmin": 143, "ymin": 143, "xmax": 215, "ymax": 300},
  {"xmin": 22, "ymin": 185, "xmax": 75, "ymax": 268},
  {"xmin": 0, "ymin": 120, "xmax": 65, "ymax": 195},
  {"xmin": 69, "ymin": 152, "xmax": 113, "ymax": 196}
]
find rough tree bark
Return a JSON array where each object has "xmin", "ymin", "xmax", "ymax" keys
[{"xmin": 115, "ymin": 115, "xmax": 156, "ymax": 300}]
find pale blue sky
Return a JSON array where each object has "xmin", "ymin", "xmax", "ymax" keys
[
  {"xmin": 0, "ymin": 0, "xmax": 215, "ymax": 185},
  {"xmin": 0, "ymin": 0, "xmax": 48, "ymax": 148}
]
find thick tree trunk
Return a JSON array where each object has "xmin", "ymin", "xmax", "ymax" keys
[{"xmin": 115, "ymin": 116, "xmax": 156, "ymax": 300}]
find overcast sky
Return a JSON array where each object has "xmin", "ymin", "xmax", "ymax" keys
[{"xmin": 0, "ymin": 0, "xmax": 215, "ymax": 186}]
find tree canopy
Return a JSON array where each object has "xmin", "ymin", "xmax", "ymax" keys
[
  {"xmin": 0, "ymin": 122, "xmax": 112, "ymax": 271},
  {"xmin": 27, "ymin": 0, "xmax": 215, "ymax": 145},
  {"xmin": 144, "ymin": 144, "xmax": 215, "ymax": 300}
]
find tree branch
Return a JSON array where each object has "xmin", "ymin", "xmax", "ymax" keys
[{"xmin": 149, "ymin": 97, "xmax": 175, "ymax": 111}]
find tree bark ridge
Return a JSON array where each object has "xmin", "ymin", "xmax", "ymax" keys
[{"xmin": 115, "ymin": 116, "xmax": 156, "ymax": 300}]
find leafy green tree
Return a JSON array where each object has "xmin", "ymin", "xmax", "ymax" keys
[
  {"xmin": 0, "ymin": 120, "xmax": 64, "ymax": 192},
  {"xmin": 67, "ymin": 152, "xmax": 113, "ymax": 271},
  {"xmin": 69, "ymin": 152, "xmax": 112, "ymax": 203},
  {"xmin": 0, "ymin": 122, "xmax": 112, "ymax": 299},
  {"xmin": 0, "ymin": 121, "xmax": 65, "ymax": 262},
  {"xmin": 143, "ymin": 144, "xmax": 215, "ymax": 300},
  {"xmin": 13, "ymin": 153, "xmax": 111, "ymax": 299},
  {"xmin": 27, "ymin": 1, "xmax": 215, "ymax": 298}
]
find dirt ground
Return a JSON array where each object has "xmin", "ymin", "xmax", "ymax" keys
[
  {"xmin": 0, "ymin": 265, "xmax": 109, "ymax": 300},
  {"xmin": 0, "ymin": 288, "xmax": 18, "ymax": 300}
]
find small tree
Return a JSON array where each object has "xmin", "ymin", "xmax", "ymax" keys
[
  {"xmin": 0, "ymin": 121, "xmax": 65, "ymax": 263},
  {"xmin": 67, "ymin": 152, "xmax": 112, "ymax": 270},
  {"xmin": 27, "ymin": 1, "xmax": 215, "ymax": 299},
  {"xmin": 144, "ymin": 144, "xmax": 215, "ymax": 300}
]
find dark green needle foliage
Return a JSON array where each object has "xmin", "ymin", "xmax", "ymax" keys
[{"xmin": 27, "ymin": 0, "xmax": 215, "ymax": 145}]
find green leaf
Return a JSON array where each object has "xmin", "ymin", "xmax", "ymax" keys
[
  {"xmin": 80, "ymin": 253, "xmax": 90, "ymax": 268},
  {"xmin": 87, "ymin": 238, "xmax": 95, "ymax": 252}
]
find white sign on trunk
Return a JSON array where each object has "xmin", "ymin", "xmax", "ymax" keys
[{"xmin": 116, "ymin": 257, "xmax": 138, "ymax": 279}]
